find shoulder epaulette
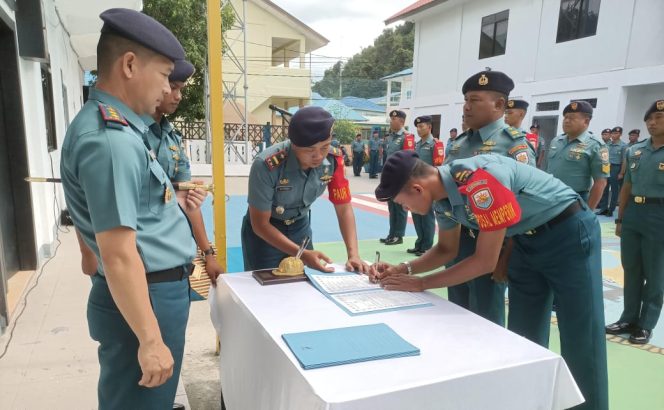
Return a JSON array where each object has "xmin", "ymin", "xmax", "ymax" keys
[
  {"xmin": 98, "ymin": 103, "xmax": 128, "ymax": 129},
  {"xmin": 328, "ymin": 146, "xmax": 342, "ymax": 157},
  {"xmin": 588, "ymin": 134, "xmax": 604, "ymax": 145},
  {"xmin": 505, "ymin": 126, "xmax": 525, "ymax": 139},
  {"xmin": 450, "ymin": 163, "xmax": 475, "ymax": 185},
  {"xmin": 264, "ymin": 149, "xmax": 287, "ymax": 171}
]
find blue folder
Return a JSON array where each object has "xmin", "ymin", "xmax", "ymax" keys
[{"xmin": 282, "ymin": 323, "xmax": 420, "ymax": 370}]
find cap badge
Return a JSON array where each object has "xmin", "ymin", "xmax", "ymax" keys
[
  {"xmin": 657, "ymin": 100, "xmax": 664, "ymax": 111},
  {"xmin": 571, "ymin": 102, "xmax": 578, "ymax": 110},
  {"xmin": 478, "ymin": 74, "xmax": 489, "ymax": 86},
  {"xmin": 507, "ymin": 100, "xmax": 515, "ymax": 108}
]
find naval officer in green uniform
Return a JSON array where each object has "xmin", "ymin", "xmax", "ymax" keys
[
  {"xmin": 371, "ymin": 151, "xmax": 608, "ymax": 410},
  {"xmin": 444, "ymin": 70, "xmax": 536, "ymax": 326},
  {"xmin": 380, "ymin": 110, "xmax": 415, "ymax": 245},
  {"xmin": 60, "ymin": 8, "xmax": 206, "ymax": 409},
  {"xmin": 242, "ymin": 106, "xmax": 368, "ymax": 273},
  {"xmin": 606, "ymin": 100, "xmax": 664, "ymax": 345},
  {"xmin": 368, "ymin": 131, "xmax": 381, "ymax": 178},
  {"xmin": 142, "ymin": 59, "xmax": 223, "ymax": 285},
  {"xmin": 546, "ymin": 101, "xmax": 609, "ymax": 209},
  {"xmin": 597, "ymin": 126, "xmax": 627, "ymax": 216},
  {"xmin": 408, "ymin": 115, "xmax": 437, "ymax": 256},
  {"xmin": 351, "ymin": 133, "xmax": 366, "ymax": 176}
]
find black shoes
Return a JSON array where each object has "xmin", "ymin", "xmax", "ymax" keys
[
  {"xmin": 407, "ymin": 247, "xmax": 420, "ymax": 254},
  {"xmin": 385, "ymin": 236, "xmax": 403, "ymax": 245},
  {"xmin": 595, "ymin": 209, "xmax": 608, "ymax": 216},
  {"xmin": 380, "ymin": 236, "xmax": 391, "ymax": 243},
  {"xmin": 605, "ymin": 321, "xmax": 637, "ymax": 335},
  {"xmin": 629, "ymin": 328, "xmax": 652, "ymax": 344},
  {"xmin": 173, "ymin": 403, "xmax": 185, "ymax": 410}
]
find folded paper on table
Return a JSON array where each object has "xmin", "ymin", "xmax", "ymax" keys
[{"xmin": 282, "ymin": 323, "xmax": 420, "ymax": 370}]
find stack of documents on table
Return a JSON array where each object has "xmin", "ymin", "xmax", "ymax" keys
[
  {"xmin": 305, "ymin": 268, "xmax": 432, "ymax": 315},
  {"xmin": 282, "ymin": 323, "xmax": 420, "ymax": 370}
]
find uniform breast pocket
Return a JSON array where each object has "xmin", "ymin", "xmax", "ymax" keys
[
  {"xmin": 275, "ymin": 186, "xmax": 297, "ymax": 207},
  {"xmin": 148, "ymin": 160, "xmax": 175, "ymax": 215},
  {"xmin": 628, "ymin": 157, "xmax": 641, "ymax": 183},
  {"xmin": 655, "ymin": 163, "xmax": 664, "ymax": 185},
  {"xmin": 565, "ymin": 150, "xmax": 587, "ymax": 162}
]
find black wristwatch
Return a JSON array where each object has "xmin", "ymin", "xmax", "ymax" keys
[
  {"xmin": 202, "ymin": 247, "xmax": 216, "ymax": 257},
  {"xmin": 614, "ymin": 219, "xmax": 622, "ymax": 224}
]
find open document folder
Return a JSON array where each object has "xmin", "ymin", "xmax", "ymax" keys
[
  {"xmin": 282, "ymin": 323, "xmax": 420, "ymax": 370},
  {"xmin": 305, "ymin": 267, "xmax": 432, "ymax": 316}
]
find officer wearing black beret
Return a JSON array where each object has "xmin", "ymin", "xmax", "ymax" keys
[
  {"xmin": 505, "ymin": 99, "xmax": 546, "ymax": 164},
  {"xmin": 60, "ymin": 8, "xmax": 208, "ymax": 408},
  {"xmin": 443, "ymin": 69, "xmax": 536, "ymax": 327},
  {"xmin": 242, "ymin": 106, "xmax": 368, "ymax": 274},
  {"xmin": 380, "ymin": 109, "xmax": 415, "ymax": 245},
  {"xmin": 597, "ymin": 125, "xmax": 627, "ymax": 216}
]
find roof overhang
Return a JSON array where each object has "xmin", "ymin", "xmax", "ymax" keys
[
  {"xmin": 254, "ymin": 0, "xmax": 329, "ymax": 52},
  {"xmin": 385, "ymin": 0, "xmax": 448, "ymax": 25},
  {"xmin": 53, "ymin": 0, "xmax": 142, "ymax": 70}
]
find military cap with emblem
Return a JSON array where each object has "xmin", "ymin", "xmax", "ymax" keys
[
  {"xmin": 462, "ymin": 69, "xmax": 515, "ymax": 96},
  {"xmin": 375, "ymin": 151, "xmax": 420, "ymax": 201},
  {"xmin": 389, "ymin": 110, "xmax": 407, "ymax": 119},
  {"xmin": 414, "ymin": 115, "xmax": 432, "ymax": 126},
  {"xmin": 507, "ymin": 99, "xmax": 529, "ymax": 111},
  {"xmin": 100, "ymin": 8, "xmax": 185, "ymax": 61},
  {"xmin": 601, "ymin": 128, "xmax": 611, "ymax": 134},
  {"xmin": 611, "ymin": 126, "xmax": 623, "ymax": 133},
  {"xmin": 450, "ymin": 128, "xmax": 457, "ymax": 132},
  {"xmin": 563, "ymin": 100, "xmax": 593, "ymax": 116},
  {"xmin": 169, "ymin": 60, "xmax": 195, "ymax": 82},
  {"xmin": 644, "ymin": 99, "xmax": 664, "ymax": 121},
  {"xmin": 288, "ymin": 106, "xmax": 335, "ymax": 147},
  {"xmin": 628, "ymin": 129, "xmax": 640, "ymax": 136},
  {"xmin": 530, "ymin": 124, "xmax": 540, "ymax": 130}
]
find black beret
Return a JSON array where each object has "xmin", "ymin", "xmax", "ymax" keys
[
  {"xmin": 611, "ymin": 126, "xmax": 623, "ymax": 133},
  {"xmin": 414, "ymin": 115, "xmax": 432, "ymax": 126},
  {"xmin": 288, "ymin": 106, "xmax": 335, "ymax": 147},
  {"xmin": 530, "ymin": 124, "xmax": 540, "ymax": 129},
  {"xmin": 601, "ymin": 128, "xmax": 611, "ymax": 133},
  {"xmin": 629, "ymin": 129, "xmax": 640, "ymax": 135},
  {"xmin": 169, "ymin": 60, "xmax": 195, "ymax": 82},
  {"xmin": 389, "ymin": 110, "xmax": 407, "ymax": 119},
  {"xmin": 100, "ymin": 8, "xmax": 185, "ymax": 62},
  {"xmin": 450, "ymin": 128, "xmax": 457, "ymax": 132},
  {"xmin": 563, "ymin": 101, "xmax": 593, "ymax": 116},
  {"xmin": 375, "ymin": 151, "xmax": 419, "ymax": 202},
  {"xmin": 507, "ymin": 99, "xmax": 529, "ymax": 110},
  {"xmin": 644, "ymin": 100, "xmax": 664, "ymax": 121},
  {"xmin": 462, "ymin": 70, "xmax": 514, "ymax": 96}
]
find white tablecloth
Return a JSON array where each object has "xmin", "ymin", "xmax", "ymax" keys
[{"xmin": 209, "ymin": 272, "xmax": 583, "ymax": 410}]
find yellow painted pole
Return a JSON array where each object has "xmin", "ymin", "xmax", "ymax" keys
[{"xmin": 207, "ymin": 0, "xmax": 227, "ymax": 271}]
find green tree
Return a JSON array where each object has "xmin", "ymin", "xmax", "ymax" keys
[
  {"xmin": 313, "ymin": 22, "xmax": 414, "ymax": 99},
  {"xmin": 332, "ymin": 119, "xmax": 358, "ymax": 144},
  {"xmin": 143, "ymin": 0, "xmax": 234, "ymax": 121}
]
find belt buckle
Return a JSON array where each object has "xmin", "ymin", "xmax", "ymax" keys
[
  {"xmin": 284, "ymin": 219, "xmax": 294, "ymax": 226},
  {"xmin": 634, "ymin": 196, "xmax": 645, "ymax": 204}
]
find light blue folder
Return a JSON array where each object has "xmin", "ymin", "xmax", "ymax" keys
[{"xmin": 282, "ymin": 323, "xmax": 420, "ymax": 370}]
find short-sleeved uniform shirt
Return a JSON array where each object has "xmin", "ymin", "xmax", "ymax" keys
[
  {"xmin": 142, "ymin": 115, "xmax": 191, "ymax": 182},
  {"xmin": 433, "ymin": 155, "xmax": 578, "ymax": 236},
  {"xmin": 369, "ymin": 137, "xmax": 381, "ymax": 151},
  {"xmin": 247, "ymin": 140, "xmax": 351, "ymax": 223},
  {"xmin": 546, "ymin": 131, "xmax": 609, "ymax": 192},
  {"xmin": 385, "ymin": 128, "xmax": 410, "ymax": 157},
  {"xmin": 444, "ymin": 118, "xmax": 536, "ymax": 166},
  {"xmin": 61, "ymin": 88, "xmax": 196, "ymax": 274},
  {"xmin": 607, "ymin": 140, "xmax": 627, "ymax": 164},
  {"xmin": 624, "ymin": 138, "xmax": 664, "ymax": 196},
  {"xmin": 351, "ymin": 140, "xmax": 365, "ymax": 153},
  {"xmin": 416, "ymin": 134, "xmax": 436, "ymax": 166}
]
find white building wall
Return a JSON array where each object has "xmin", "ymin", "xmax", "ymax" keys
[
  {"xmin": 408, "ymin": 0, "xmax": 664, "ymax": 141},
  {"xmin": 14, "ymin": 0, "xmax": 85, "ymax": 260}
]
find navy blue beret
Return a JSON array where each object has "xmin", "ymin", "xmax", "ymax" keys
[
  {"xmin": 169, "ymin": 60, "xmax": 195, "ymax": 82},
  {"xmin": 644, "ymin": 100, "xmax": 664, "ymax": 121},
  {"xmin": 462, "ymin": 70, "xmax": 514, "ymax": 96},
  {"xmin": 375, "ymin": 151, "xmax": 420, "ymax": 202},
  {"xmin": 100, "ymin": 8, "xmax": 185, "ymax": 62},
  {"xmin": 611, "ymin": 126, "xmax": 623, "ymax": 133},
  {"xmin": 450, "ymin": 128, "xmax": 457, "ymax": 132},
  {"xmin": 288, "ymin": 106, "xmax": 335, "ymax": 147},
  {"xmin": 414, "ymin": 115, "xmax": 432, "ymax": 126},
  {"xmin": 507, "ymin": 99, "xmax": 529, "ymax": 110},
  {"xmin": 629, "ymin": 129, "xmax": 640, "ymax": 135},
  {"xmin": 563, "ymin": 101, "xmax": 593, "ymax": 116},
  {"xmin": 389, "ymin": 110, "xmax": 407, "ymax": 119},
  {"xmin": 601, "ymin": 128, "xmax": 611, "ymax": 133}
]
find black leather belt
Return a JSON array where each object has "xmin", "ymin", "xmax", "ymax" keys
[
  {"xmin": 147, "ymin": 264, "xmax": 193, "ymax": 284},
  {"xmin": 270, "ymin": 216, "xmax": 305, "ymax": 226},
  {"xmin": 523, "ymin": 200, "xmax": 582, "ymax": 235},
  {"xmin": 631, "ymin": 195, "xmax": 664, "ymax": 205}
]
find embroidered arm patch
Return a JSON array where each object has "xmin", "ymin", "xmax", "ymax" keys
[{"xmin": 458, "ymin": 168, "xmax": 521, "ymax": 231}]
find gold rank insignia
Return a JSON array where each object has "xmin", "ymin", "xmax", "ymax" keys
[
  {"xmin": 659, "ymin": 163, "xmax": 664, "ymax": 170},
  {"xmin": 275, "ymin": 205, "xmax": 285, "ymax": 215},
  {"xmin": 279, "ymin": 178, "xmax": 289, "ymax": 185},
  {"xmin": 479, "ymin": 74, "xmax": 488, "ymax": 86},
  {"xmin": 164, "ymin": 187, "xmax": 173, "ymax": 203},
  {"xmin": 483, "ymin": 140, "xmax": 497, "ymax": 146},
  {"xmin": 602, "ymin": 164, "xmax": 610, "ymax": 173},
  {"xmin": 173, "ymin": 154, "xmax": 180, "ymax": 161},
  {"xmin": 657, "ymin": 101, "xmax": 664, "ymax": 111},
  {"xmin": 169, "ymin": 145, "xmax": 178, "ymax": 151},
  {"xmin": 634, "ymin": 150, "xmax": 642, "ymax": 156},
  {"xmin": 320, "ymin": 174, "xmax": 333, "ymax": 182}
]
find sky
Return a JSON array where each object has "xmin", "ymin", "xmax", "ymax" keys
[{"xmin": 270, "ymin": 0, "xmax": 416, "ymax": 80}]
